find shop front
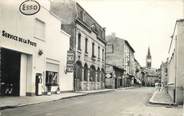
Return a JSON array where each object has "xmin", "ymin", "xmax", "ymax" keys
[
  {"xmin": 46, "ymin": 62, "xmax": 60, "ymax": 94},
  {"xmin": 0, "ymin": 47, "xmax": 34, "ymax": 96},
  {"xmin": 0, "ymin": 1, "xmax": 71, "ymax": 96},
  {"xmin": 0, "ymin": 48, "xmax": 21, "ymax": 96}
]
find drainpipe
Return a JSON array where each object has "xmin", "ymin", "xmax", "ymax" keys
[{"xmin": 174, "ymin": 36, "xmax": 177, "ymax": 104}]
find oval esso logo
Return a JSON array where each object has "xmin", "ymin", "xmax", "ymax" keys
[{"xmin": 19, "ymin": 0, "xmax": 40, "ymax": 15}]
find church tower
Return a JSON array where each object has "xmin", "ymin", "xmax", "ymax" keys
[{"xmin": 146, "ymin": 47, "xmax": 152, "ymax": 68}]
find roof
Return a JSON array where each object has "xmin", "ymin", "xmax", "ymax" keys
[
  {"xmin": 125, "ymin": 40, "xmax": 135, "ymax": 53},
  {"xmin": 76, "ymin": 2, "xmax": 105, "ymax": 30},
  {"xmin": 169, "ymin": 19, "xmax": 184, "ymax": 53}
]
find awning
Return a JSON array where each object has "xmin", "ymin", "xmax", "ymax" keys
[{"xmin": 135, "ymin": 78, "xmax": 142, "ymax": 84}]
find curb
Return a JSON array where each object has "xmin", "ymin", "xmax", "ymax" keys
[
  {"xmin": 149, "ymin": 100, "xmax": 174, "ymax": 106},
  {"xmin": 61, "ymin": 89, "xmax": 114, "ymax": 99},
  {"xmin": 149, "ymin": 91, "xmax": 174, "ymax": 106},
  {"xmin": 116, "ymin": 86, "xmax": 140, "ymax": 90},
  {"xmin": 0, "ymin": 89, "xmax": 114, "ymax": 110}
]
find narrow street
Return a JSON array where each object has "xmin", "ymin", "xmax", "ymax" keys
[{"xmin": 0, "ymin": 87, "xmax": 182, "ymax": 116}]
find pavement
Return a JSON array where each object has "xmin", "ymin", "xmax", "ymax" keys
[
  {"xmin": 1, "ymin": 87, "xmax": 182, "ymax": 116},
  {"xmin": 0, "ymin": 89, "xmax": 114, "ymax": 110},
  {"xmin": 149, "ymin": 87, "xmax": 174, "ymax": 105}
]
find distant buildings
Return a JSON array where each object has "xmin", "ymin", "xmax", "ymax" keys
[
  {"xmin": 105, "ymin": 34, "xmax": 141, "ymax": 88},
  {"xmin": 142, "ymin": 48, "xmax": 160, "ymax": 87},
  {"xmin": 51, "ymin": 0, "xmax": 106, "ymax": 91}
]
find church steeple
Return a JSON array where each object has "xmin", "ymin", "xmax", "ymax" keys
[{"xmin": 146, "ymin": 47, "xmax": 152, "ymax": 68}]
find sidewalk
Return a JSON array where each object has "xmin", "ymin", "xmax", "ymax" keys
[
  {"xmin": 0, "ymin": 89, "xmax": 113, "ymax": 110},
  {"xmin": 149, "ymin": 87, "xmax": 173, "ymax": 105}
]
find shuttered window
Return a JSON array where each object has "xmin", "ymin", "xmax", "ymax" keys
[{"xmin": 34, "ymin": 18, "xmax": 45, "ymax": 41}]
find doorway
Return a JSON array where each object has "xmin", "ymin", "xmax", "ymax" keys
[{"xmin": 0, "ymin": 48, "xmax": 21, "ymax": 96}]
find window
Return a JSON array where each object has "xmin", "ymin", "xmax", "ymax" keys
[
  {"xmin": 84, "ymin": 64, "xmax": 88, "ymax": 81},
  {"xmin": 106, "ymin": 44, "xmax": 113, "ymax": 53},
  {"xmin": 79, "ymin": 11, "xmax": 83, "ymax": 20},
  {"xmin": 46, "ymin": 71, "xmax": 58, "ymax": 86},
  {"xmin": 102, "ymin": 49, "xmax": 105, "ymax": 61},
  {"xmin": 34, "ymin": 18, "xmax": 45, "ymax": 40},
  {"xmin": 78, "ymin": 33, "xmax": 81, "ymax": 50},
  {"xmin": 92, "ymin": 42, "xmax": 95, "ymax": 57},
  {"xmin": 85, "ymin": 38, "xmax": 88, "ymax": 53},
  {"xmin": 90, "ymin": 66, "xmax": 96, "ymax": 82},
  {"xmin": 97, "ymin": 68, "xmax": 100, "ymax": 82},
  {"xmin": 98, "ymin": 46, "xmax": 100, "ymax": 59}
]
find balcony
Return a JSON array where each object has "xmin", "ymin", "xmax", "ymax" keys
[{"xmin": 91, "ymin": 55, "xmax": 96, "ymax": 61}]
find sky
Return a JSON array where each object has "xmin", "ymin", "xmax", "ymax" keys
[{"xmin": 74, "ymin": 0, "xmax": 183, "ymax": 68}]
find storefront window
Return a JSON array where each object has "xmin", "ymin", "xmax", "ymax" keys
[{"xmin": 46, "ymin": 71, "xmax": 58, "ymax": 86}]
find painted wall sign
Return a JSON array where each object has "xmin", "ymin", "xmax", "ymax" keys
[
  {"xmin": 66, "ymin": 50, "xmax": 75, "ymax": 72},
  {"xmin": 106, "ymin": 73, "xmax": 112, "ymax": 78},
  {"xmin": 19, "ymin": 0, "xmax": 40, "ymax": 15},
  {"xmin": 1, "ymin": 30, "xmax": 37, "ymax": 47}
]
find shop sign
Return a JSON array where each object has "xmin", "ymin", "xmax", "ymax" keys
[
  {"xmin": 106, "ymin": 73, "xmax": 112, "ymax": 78},
  {"xmin": 19, "ymin": 0, "xmax": 40, "ymax": 16},
  {"xmin": 66, "ymin": 50, "xmax": 75, "ymax": 72},
  {"xmin": 1, "ymin": 30, "xmax": 37, "ymax": 47}
]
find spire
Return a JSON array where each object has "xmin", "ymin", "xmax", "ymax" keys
[
  {"xmin": 146, "ymin": 47, "xmax": 152, "ymax": 68},
  {"xmin": 147, "ymin": 47, "xmax": 151, "ymax": 59}
]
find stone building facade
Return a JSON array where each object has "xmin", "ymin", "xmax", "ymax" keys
[
  {"xmin": 51, "ymin": 0, "xmax": 106, "ymax": 91},
  {"xmin": 106, "ymin": 34, "xmax": 136, "ymax": 88}
]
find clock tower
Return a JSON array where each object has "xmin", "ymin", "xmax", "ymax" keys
[{"xmin": 146, "ymin": 47, "xmax": 152, "ymax": 68}]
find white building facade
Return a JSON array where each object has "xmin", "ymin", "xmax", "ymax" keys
[
  {"xmin": 168, "ymin": 19, "xmax": 184, "ymax": 104},
  {"xmin": 0, "ymin": 0, "xmax": 72, "ymax": 96}
]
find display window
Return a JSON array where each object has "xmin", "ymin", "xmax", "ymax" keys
[{"xmin": 46, "ymin": 71, "xmax": 58, "ymax": 86}]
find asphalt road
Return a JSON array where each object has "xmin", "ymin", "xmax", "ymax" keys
[{"xmin": 0, "ymin": 87, "xmax": 182, "ymax": 116}]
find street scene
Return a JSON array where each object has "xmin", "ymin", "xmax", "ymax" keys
[{"xmin": 0, "ymin": 0, "xmax": 184, "ymax": 116}]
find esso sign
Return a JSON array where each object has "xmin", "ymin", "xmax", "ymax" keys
[{"xmin": 19, "ymin": 0, "xmax": 40, "ymax": 15}]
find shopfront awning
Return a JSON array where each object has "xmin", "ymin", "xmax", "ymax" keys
[{"xmin": 135, "ymin": 77, "xmax": 142, "ymax": 84}]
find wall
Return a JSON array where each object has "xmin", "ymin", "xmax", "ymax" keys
[
  {"xmin": 167, "ymin": 20, "xmax": 184, "ymax": 104},
  {"xmin": 43, "ymin": 8, "xmax": 72, "ymax": 92},
  {"xmin": 175, "ymin": 21, "xmax": 184, "ymax": 104},
  {"xmin": 106, "ymin": 35, "xmax": 125, "ymax": 68},
  {"xmin": 75, "ymin": 23, "xmax": 106, "ymax": 71}
]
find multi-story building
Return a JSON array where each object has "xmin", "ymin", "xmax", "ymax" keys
[
  {"xmin": 51, "ymin": 0, "xmax": 106, "ymax": 91},
  {"xmin": 106, "ymin": 34, "xmax": 135, "ymax": 88},
  {"xmin": 0, "ymin": 0, "xmax": 71, "ymax": 96},
  {"xmin": 167, "ymin": 19, "xmax": 184, "ymax": 104}
]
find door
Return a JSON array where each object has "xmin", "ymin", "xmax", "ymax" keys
[
  {"xmin": 74, "ymin": 61, "xmax": 82, "ymax": 91},
  {"xmin": 0, "ymin": 48, "xmax": 20, "ymax": 96},
  {"xmin": 115, "ymin": 78, "xmax": 118, "ymax": 89}
]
